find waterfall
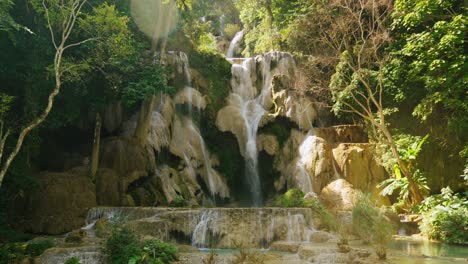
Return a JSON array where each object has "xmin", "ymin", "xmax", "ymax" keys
[
  {"xmin": 220, "ymin": 52, "xmax": 297, "ymax": 206},
  {"xmin": 226, "ymin": 30, "xmax": 244, "ymax": 58},
  {"xmin": 296, "ymin": 131, "xmax": 316, "ymax": 194},
  {"xmin": 187, "ymin": 120, "xmax": 217, "ymax": 197},
  {"xmin": 191, "ymin": 210, "xmax": 219, "ymax": 248}
]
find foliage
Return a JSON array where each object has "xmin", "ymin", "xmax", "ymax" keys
[
  {"xmin": 189, "ymin": 50, "xmax": 231, "ymax": 117},
  {"xmin": 170, "ymin": 195, "xmax": 187, "ymax": 207},
  {"xmin": 378, "ymin": 134, "xmax": 430, "ymax": 206},
  {"xmin": 303, "ymin": 197, "xmax": 337, "ymax": 232},
  {"xmin": 130, "ymin": 239, "xmax": 178, "ymax": 264},
  {"xmin": 0, "ymin": 238, "xmax": 55, "ymax": 263},
  {"xmin": 278, "ymin": 189, "xmax": 304, "ymax": 207},
  {"xmin": 65, "ymin": 257, "xmax": 81, "ymax": 264},
  {"xmin": 106, "ymin": 227, "xmax": 178, "ymax": 264},
  {"xmin": 388, "ymin": 0, "xmax": 467, "ymax": 138},
  {"xmin": 417, "ymin": 187, "xmax": 468, "ymax": 245},
  {"xmin": 224, "ymin": 23, "xmax": 241, "ymax": 40},
  {"xmin": 122, "ymin": 66, "xmax": 173, "ymax": 108},
  {"xmin": 106, "ymin": 227, "xmax": 142, "ymax": 264},
  {"xmin": 352, "ymin": 193, "xmax": 395, "ymax": 259}
]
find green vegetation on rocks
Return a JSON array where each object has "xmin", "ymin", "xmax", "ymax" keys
[{"xmin": 106, "ymin": 227, "xmax": 178, "ymax": 264}]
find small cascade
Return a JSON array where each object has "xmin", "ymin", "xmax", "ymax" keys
[
  {"xmin": 296, "ymin": 131, "xmax": 317, "ymax": 194},
  {"xmin": 187, "ymin": 121, "xmax": 219, "ymax": 198},
  {"xmin": 286, "ymin": 212, "xmax": 315, "ymax": 242},
  {"xmin": 226, "ymin": 30, "xmax": 244, "ymax": 58},
  {"xmin": 191, "ymin": 210, "xmax": 220, "ymax": 248},
  {"xmin": 85, "ymin": 207, "xmax": 321, "ymax": 249},
  {"xmin": 168, "ymin": 51, "xmax": 192, "ymax": 85}
]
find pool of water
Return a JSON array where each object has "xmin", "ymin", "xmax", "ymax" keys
[
  {"xmin": 389, "ymin": 237, "xmax": 468, "ymax": 264},
  {"xmin": 186, "ymin": 238, "xmax": 468, "ymax": 264}
]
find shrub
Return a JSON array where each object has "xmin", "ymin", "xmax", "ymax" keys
[
  {"xmin": 0, "ymin": 238, "xmax": 55, "ymax": 263},
  {"xmin": 279, "ymin": 189, "xmax": 304, "ymax": 207},
  {"xmin": 418, "ymin": 187, "xmax": 468, "ymax": 245},
  {"xmin": 65, "ymin": 257, "xmax": 81, "ymax": 264},
  {"xmin": 352, "ymin": 193, "xmax": 395, "ymax": 259},
  {"xmin": 106, "ymin": 228, "xmax": 142, "ymax": 264},
  {"xmin": 106, "ymin": 228, "xmax": 179, "ymax": 264},
  {"xmin": 25, "ymin": 238, "xmax": 54, "ymax": 257},
  {"xmin": 139, "ymin": 240, "xmax": 178, "ymax": 263}
]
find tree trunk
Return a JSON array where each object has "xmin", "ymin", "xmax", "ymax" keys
[
  {"xmin": 134, "ymin": 96, "xmax": 156, "ymax": 147},
  {"xmin": 90, "ymin": 112, "xmax": 101, "ymax": 181}
]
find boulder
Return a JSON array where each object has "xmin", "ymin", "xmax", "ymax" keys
[
  {"xmin": 333, "ymin": 143, "xmax": 390, "ymax": 205},
  {"xmin": 320, "ymin": 179, "xmax": 357, "ymax": 211},
  {"xmin": 13, "ymin": 167, "xmax": 96, "ymax": 234}
]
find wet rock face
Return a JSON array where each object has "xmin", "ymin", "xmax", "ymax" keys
[
  {"xmin": 274, "ymin": 130, "xmax": 334, "ymax": 194},
  {"xmin": 13, "ymin": 167, "xmax": 96, "ymax": 234}
]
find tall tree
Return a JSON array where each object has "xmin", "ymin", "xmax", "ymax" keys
[
  {"xmin": 0, "ymin": 0, "xmax": 135, "ymax": 186},
  {"xmin": 287, "ymin": 0, "xmax": 426, "ymax": 203}
]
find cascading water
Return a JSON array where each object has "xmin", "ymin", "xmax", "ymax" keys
[
  {"xmin": 220, "ymin": 52, "xmax": 297, "ymax": 206},
  {"xmin": 296, "ymin": 130, "xmax": 317, "ymax": 194},
  {"xmin": 226, "ymin": 30, "xmax": 244, "ymax": 58}
]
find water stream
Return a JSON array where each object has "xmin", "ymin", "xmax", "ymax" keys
[{"xmin": 226, "ymin": 30, "xmax": 244, "ymax": 58}]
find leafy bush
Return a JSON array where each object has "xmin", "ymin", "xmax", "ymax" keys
[
  {"xmin": 352, "ymin": 194, "xmax": 395, "ymax": 259},
  {"xmin": 418, "ymin": 187, "xmax": 468, "ymax": 245},
  {"xmin": 106, "ymin": 228, "xmax": 142, "ymax": 264},
  {"xmin": 378, "ymin": 134, "xmax": 430, "ymax": 206},
  {"xmin": 0, "ymin": 238, "xmax": 55, "ymax": 263},
  {"xmin": 224, "ymin": 23, "xmax": 241, "ymax": 40},
  {"xmin": 25, "ymin": 238, "xmax": 54, "ymax": 256},
  {"xmin": 106, "ymin": 228, "xmax": 178, "ymax": 264},
  {"xmin": 65, "ymin": 257, "xmax": 81, "ymax": 264},
  {"xmin": 130, "ymin": 240, "xmax": 178, "ymax": 264},
  {"xmin": 278, "ymin": 189, "xmax": 304, "ymax": 207}
]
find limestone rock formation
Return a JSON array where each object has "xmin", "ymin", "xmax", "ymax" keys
[
  {"xmin": 314, "ymin": 125, "xmax": 367, "ymax": 145},
  {"xmin": 174, "ymin": 87, "xmax": 207, "ymax": 110},
  {"xmin": 271, "ymin": 75, "xmax": 317, "ymax": 131},
  {"xmin": 102, "ymin": 101, "xmax": 123, "ymax": 133},
  {"xmin": 97, "ymin": 137, "xmax": 155, "ymax": 206},
  {"xmin": 13, "ymin": 167, "xmax": 96, "ymax": 234},
  {"xmin": 274, "ymin": 130, "xmax": 334, "ymax": 194},
  {"xmin": 257, "ymin": 134, "xmax": 279, "ymax": 156},
  {"xmin": 333, "ymin": 143, "xmax": 390, "ymax": 205},
  {"xmin": 319, "ymin": 179, "xmax": 357, "ymax": 211}
]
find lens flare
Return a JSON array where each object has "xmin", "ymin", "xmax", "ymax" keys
[{"xmin": 131, "ymin": 0, "xmax": 179, "ymax": 42}]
